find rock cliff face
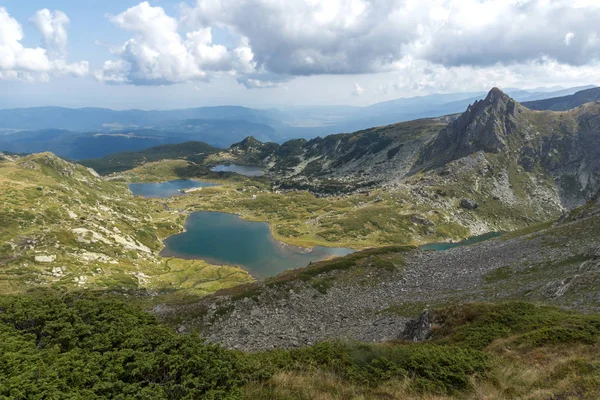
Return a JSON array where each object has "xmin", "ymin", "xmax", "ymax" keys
[
  {"xmin": 416, "ymin": 88, "xmax": 600, "ymax": 209},
  {"xmin": 418, "ymin": 88, "xmax": 521, "ymax": 166}
]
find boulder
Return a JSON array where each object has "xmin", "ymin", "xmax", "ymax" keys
[
  {"xmin": 411, "ymin": 216, "xmax": 434, "ymax": 226},
  {"xmin": 460, "ymin": 199, "xmax": 479, "ymax": 210},
  {"xmin": 35, "ymin": 255, "xmax": 56, "ymax": 263},
  {"xmin": 401, "ymin": 311, "xmax": 433, "ymax": 342}
]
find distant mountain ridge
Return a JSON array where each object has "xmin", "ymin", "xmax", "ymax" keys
[
  {"xmin": 522, "ymin": 87, "xmax": 600, "ymax": 111},
  {"xmin": 0, "ymin": 85, "xmax": 595, "ymax": 159},
  {"xmin": 0, "ymin": 105, "xmax": 283, "ymax": 132},
  {"xmin": 0, "ymin": 119, "xmax": 278, "ymax": 160}
]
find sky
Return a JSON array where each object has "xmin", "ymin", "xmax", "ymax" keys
[{"xmin": 1, "ymin": 0, "xmax": 599, "ymax": 110}]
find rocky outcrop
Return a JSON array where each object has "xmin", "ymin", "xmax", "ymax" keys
[
  {"xmin": 401, "ymin": 311, "xmax": 433, "ymax": 342},
  {"xmin": 418, "ymin": 88, "xmax": 521, "ymax": 167},
  {"xmin": 414, "ymin": 88, "xmax": 600, "ymax": 209}
]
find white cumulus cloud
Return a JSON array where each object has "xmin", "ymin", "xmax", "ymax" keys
[
  {"xmin": 96, "ymin": 0, "xmax": 600, "ymax": 90},
  {"xmin": 0, "ymin": 7, "xmax": 88, "ymax": 82},
  {"xmin": 95, "ymin": 2, "xmax": 259, "ymax": 86}
]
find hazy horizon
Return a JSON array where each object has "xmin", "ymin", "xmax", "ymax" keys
[{"xmin": 0, "ymin": 84, "xmax": 597, "ymax": 112}]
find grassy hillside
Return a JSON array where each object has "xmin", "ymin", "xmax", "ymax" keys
[{"xmin": 0, "ymin": 152, "xmax": 252, "ymax": 296}]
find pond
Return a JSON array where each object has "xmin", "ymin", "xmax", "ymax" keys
[
  {"xmin": 211, "ymin": 164, "xmax": 265, "ymax": 177},
  {"xmin": 128, "ymin": 179, "xmax": 217, "ymax": 198},
  {"xmin": 160, "ymin": 211, "xmax": 354, "ymax": 278},
  {"xmin": 419, "ymin": 231, "xmax": 504, "ymax": 251}
]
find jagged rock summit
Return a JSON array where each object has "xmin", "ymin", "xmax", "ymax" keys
[{"xmin": 418, "ymin": 87, "xmax": 521, "ymax": 167}]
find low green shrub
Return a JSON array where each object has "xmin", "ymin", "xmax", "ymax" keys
[
  {"xmin": 0, "ymin": 292, "xmax": 243, "ymax": 399},
  {"xmin": 241, "ymin": 341, "xmax": 489, "ymax": 395},
  {"xmin": 433, "ymin": 302, "xmax": 600, "ymax": 350}
]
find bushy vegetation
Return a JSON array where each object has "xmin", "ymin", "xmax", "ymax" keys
[
  {"xmin": 3, "ymin": 293, "xmax": 599, "ymax": 399},
  {"xmin": 0, "ymin": 292, "xmax": 242, "ymax": 399},
  {"xmin": 433, "ymin": 302, "xmax": 600, "ymax": 350},
  {"xmin": 241, "ymin": 341, "xmax": 489, "ymax": 395}
]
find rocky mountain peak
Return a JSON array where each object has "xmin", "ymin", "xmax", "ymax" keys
[
  {"xmin": 485, "ymin": 87, "xmax": 511, "ymax": 105},
  {"xmin": 417, "ymin": 88, "xmax": 521, "ymax": 167},
  {"xmin": 231, "ymin": 136, "xmax": 263, "ymax": 152}
]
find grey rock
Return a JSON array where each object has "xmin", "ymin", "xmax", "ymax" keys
[
  {"xmin": 460, "ymin": 199, "xmax": 479, "ymax": 210},
  {"xmin": 401, "ymin": 311, "xmax": 433, "ymax": 342},
  {"xmin": 411, "ymin": 216, "xmax": 434, "ymax": 226}
]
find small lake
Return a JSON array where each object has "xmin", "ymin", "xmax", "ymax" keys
[
  {"xmin": 129, "ymin": 179, "xmax": 217, "ymax": 198},
  {"xmin": 161, "ymin": 211, "xmax": 354, "ymax": 278},
  {"xmin": 419, "ymin": 231, "xmax": 503, "ymax": 251},
  {"xmin": 211, "ymin": 164, "xmax": 265, "ymax": 177}
]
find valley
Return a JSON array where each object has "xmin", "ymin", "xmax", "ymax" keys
[
  {"xmin": 4, "ymin": 0, "xmax": 600, "ymax": 396},
  {"xmin": 2, "ymin": 87, "xmax": 600, "ymax": 399},
  {"xmin": 4, "ymin": 87, "xmax": 599, "ymax": 302}
]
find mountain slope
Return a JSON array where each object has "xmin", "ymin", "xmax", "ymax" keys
[
  {"xmin": 224, "ymin": 116, "xmax": 452, "ymax": 189},
  {"xmin": 417, "ymin": 88, "xmax": 600, "ymax": 208},
  {"xmin": 80, "ymin": 141, "xmax": 220, "ymax": 175},
  {"xmin": 217, "ymin": 88, "xmax": 599, "ymax": 211},
  {"xmin": 522, "ymin": 86, "xmax": 600, "ymax": 111},
  {"xmin": 160, "ymin": 192, "xmax": 600, "ymax": 351}
]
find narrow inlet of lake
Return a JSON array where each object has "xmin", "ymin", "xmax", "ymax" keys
[
  {"xmin": 419, "ymin": 231, "xmax": 504, "ymax": 251},
  {"xmin": 160, "ymin": 211, "xmax": 354, "ymax": 278},
  {"xmin": 129, "ymin": 179, "xmax": 217, "ymax": 198}
]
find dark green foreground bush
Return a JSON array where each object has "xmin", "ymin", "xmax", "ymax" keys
[
  {"xmin": 0, "ymin": 293, "xmax": 242, "ymax": 399},
  {"xmin": 1, "ymin": 293, "xmax": 598, "ymax": 399}
]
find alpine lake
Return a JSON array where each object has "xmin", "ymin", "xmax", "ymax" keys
[
  {"xmin": 130, "ymin": 179, "xmax": 503, "ymax": 277},
  {"xmin": 129, "ymin": 179, "xmax": 353, "ymax": 278}
]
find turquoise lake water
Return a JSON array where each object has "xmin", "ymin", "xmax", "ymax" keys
[
  {"xmin": 160, "ymin": 211, "xmax": 354, "ymax": 278},
  {"xmin": 128, "ymin": 179, "xmax": 217, "ymax": 198},
  {"xmin": 211, "ymin": 164, "xmax": 265, "ymax": 177},
  {"xmin": 419, "ymin": 231, "xmax": 503, "ymax": 251}
]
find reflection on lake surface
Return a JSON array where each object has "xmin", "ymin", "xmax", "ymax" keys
[
  {"xmin": 211, "ymin": 164, "xmax": 265, "ymax": 177},
  {"xmin": 128, "ymin": 179, "xmax": 217, "ymax": 198},
  {"xmin": 160, "ymin": 211, "xmax": 354, "ymax": 278}
]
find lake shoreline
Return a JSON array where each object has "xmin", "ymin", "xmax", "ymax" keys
[{"xmin": 159, "ymin": 211, "xmax": 354, "ymax": 278}]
